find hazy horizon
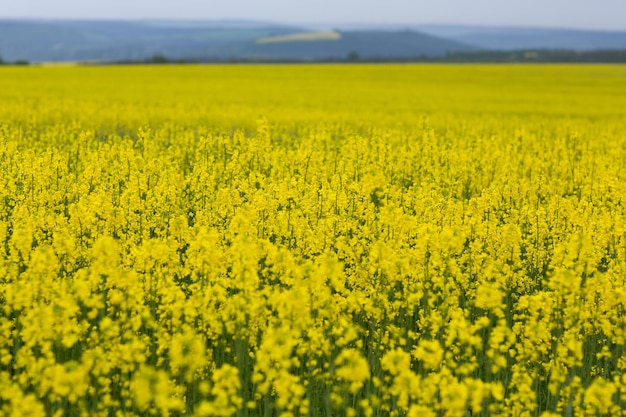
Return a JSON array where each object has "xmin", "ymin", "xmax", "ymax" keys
[{"xmin": 2, "ymin": 0, "xmax": 626, "ymax": 31}]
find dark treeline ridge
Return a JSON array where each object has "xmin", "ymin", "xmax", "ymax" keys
[
  {"xmin": 0, "ymin": 57, "xmax": 30, "ymax": 65},
  {"xmin": 3, "ymin": 49, "xmax": 626, "ymax": 65},
  {"xmin": 102, "ymin": 49, "xmax": 626, "ymax": 64},
  {"xmin": 441, "ymin": 49, "xmax": 626, "ymax": 63}
]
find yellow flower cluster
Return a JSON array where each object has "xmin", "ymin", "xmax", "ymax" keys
[{"xmin": 1, "ymin": 64, "xmax": 626, "ymax": 416}]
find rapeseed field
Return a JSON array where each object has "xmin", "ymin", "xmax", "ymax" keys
[{"xmin": 1, "ymin": 64, "xmax": 626, "ymax": 417}]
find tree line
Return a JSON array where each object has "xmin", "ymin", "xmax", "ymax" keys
[{"xmin": 3, "ymin": 49, "xmax": 626, "ymax": 65}]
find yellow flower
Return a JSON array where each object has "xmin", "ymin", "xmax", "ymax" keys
[
  {"xmin": 334, "ymin": 348, "xmax": 370, "ymax": 393},
  {"xmin": 412, "ymin": 339, "xmax": 443, "ymax": 371}
]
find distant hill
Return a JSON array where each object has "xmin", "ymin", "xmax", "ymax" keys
[
  {"xmin": 416, "ymin": 24, "xmax": 626, "ymax": 51},
  {"xmin": 0, "ymin": 20, "xmax": 473, "ymax": 62},
  {"xmin": 0, "ymin": 19, "xmax": 300, "ymax": 62},
  {"xmin": 213, "ymin": 30, "xmax": 476, "ymax": 60},
  {"xmin": 2, "ymin": 19, "xmax": 626, "ymax": 63}
]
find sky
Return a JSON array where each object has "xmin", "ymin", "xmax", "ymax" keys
[{"xmin": 2, "ymin": 0, "xmax": 626, "ymax": 31}]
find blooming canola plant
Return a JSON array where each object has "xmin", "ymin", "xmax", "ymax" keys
[{"xmin": 0, "ymin": 64, "xmax": 626, "ymax": 416}]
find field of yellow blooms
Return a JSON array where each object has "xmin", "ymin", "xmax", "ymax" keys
[{"xmin": 1, "ymin": 64, "xmax": 626, "ymax": 417}]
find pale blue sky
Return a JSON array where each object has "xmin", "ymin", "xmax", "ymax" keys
[{"xmin": 2, "ymin": 0, "xmax": 626, "ymax": 31}]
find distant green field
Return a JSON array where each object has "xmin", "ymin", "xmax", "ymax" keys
[{"xmin": 256, "ymin": 31, "xmax": 342, "ymax": 44}]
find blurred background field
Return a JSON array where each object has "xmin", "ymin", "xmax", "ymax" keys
[{"xmin": 2, "ymin": 64, "xmax": 626, "ymax": 129}]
